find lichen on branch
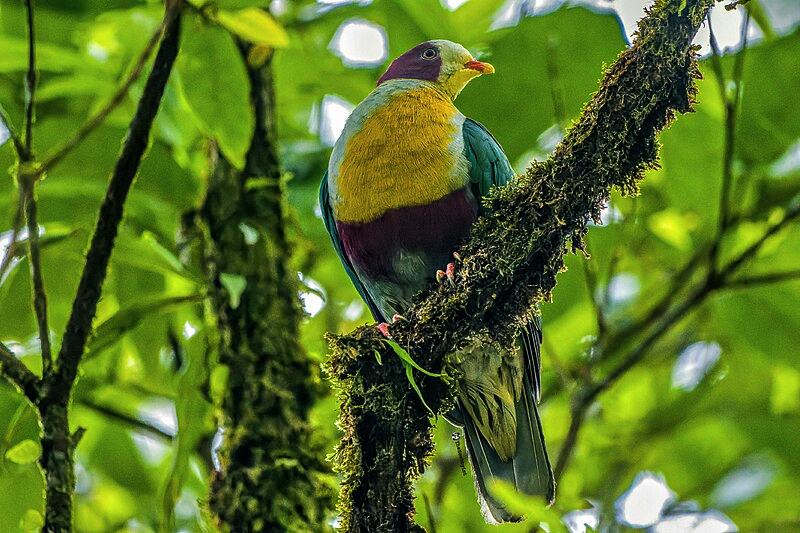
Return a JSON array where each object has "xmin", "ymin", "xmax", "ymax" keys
[{"xmin": 325, "ymin": 1, "xmax": 714, "ymax": 531}]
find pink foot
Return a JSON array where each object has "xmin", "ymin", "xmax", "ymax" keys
[
  {"xmin": 377, "ymin": 322, "xmax": 391, "ymax": 338},
  {"xmin": 436, "ymin": 262, "xmax": 456, "ymax": 287},
  {"xmin": 392, "ymin": 314, "xmax": 406, "ymax": 323}
]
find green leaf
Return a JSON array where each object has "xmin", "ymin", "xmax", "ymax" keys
[
  {"xmin": 37, "ymin": 74, "xmax": 117, "ymax": 102},
  {"xmin": 0, "ymin": 36, "xmax": 84, "ymax": 73},
  {"xmin": 383, "ymin": 339, "xmax": 443, "ymax": 415},
  {"xmin": 647, "ymin": 208, "xmax": 696, "ymax": 250},
  {"xmin": 19, "ymin": 509, "xmax": 44, "ymax": 533},
  {"xmin": 383, "ymin": 339, "xmax": 443, "ymax": 378},
  {"xmin": 5, "ymin": 440, "xmax": 41, "ymax": 465},
  {"xmin": 216, "ymin": 8, "xmax": 289, "ymax": 48},
  {"xmin": 177, "ymin": 19, "xmax": 254, "ymax": 169},
  {"xmin": 184, "ymin": 0, "xmax": 270, "ymax": 9},
  {"xmin": 728, "ymin": 31, "xmax": 800, "ymax": 165},
  {"xmin": 86, "ymin": 294, "xmax": 205, "ymax": 359},
  {"xmin": 405, "ymin": 362, "xmax": 434, "ymax": 415},
  {"xmin": 219, "ymin": 273, "xmax": 247, "ymax": 309},
  {"xmin": 159, "ymin": 331, "xmax": 211, "ymax": 530},
  {"xmin": 490, "ymin": 480, "xmax": 568, "ymax": 532},
  {"xmin": 771, "ymin": 364, "xmax": 800, "ymax": 415}
]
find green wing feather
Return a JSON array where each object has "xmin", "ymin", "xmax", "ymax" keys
[
  {"xmin": 463, "ymin": 118, "xmax": 515, "ymax": 204},
  {"xmin": 319, "ymin": 173, "xmax": 386, "ymax": 322}
]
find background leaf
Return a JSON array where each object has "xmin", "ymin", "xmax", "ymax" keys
[{"xmin": 176, "ymin": 17, "xmax": 254, "ymax": 169}]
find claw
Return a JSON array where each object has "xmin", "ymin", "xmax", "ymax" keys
[
  {"xmin": 452, "ymin": 252, "xmax": 461, "ymax": 262},
  {"xmin": 446, "ymin": 262, "xmax": 455, "ymax": 284},
  {"xmin": 392, "ymin": 314, "xmax": 406, "ymax": 323},
  {"xmin": 436, "ymin": 263, "xmax": 456, "ymax": 287},
  {"xmin": 377, "ymin": 322, "xmax": 391, "ymax": 338}
]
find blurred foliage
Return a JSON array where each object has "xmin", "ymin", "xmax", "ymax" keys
[{"xmin": 1, "ymin": 0, "xmax": 799, "ymax": 531}]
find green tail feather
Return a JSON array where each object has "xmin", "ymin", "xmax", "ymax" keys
[{"xmin": 456, "ymin": 379, "xmax": 555, "ymax": 524}]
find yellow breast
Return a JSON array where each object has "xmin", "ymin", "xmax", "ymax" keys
[{"xmin": 333, "ymin": 87, "xmax": 468, "ymax": 223}]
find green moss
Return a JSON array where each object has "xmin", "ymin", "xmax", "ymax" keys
[{"xmin": 195, "ymin": 55, "xmax": 336, "ymax": 532}]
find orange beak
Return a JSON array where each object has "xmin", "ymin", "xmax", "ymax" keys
[{"xmin": 465, "ymin": 60, "xmax": 495, "ymax": 74}]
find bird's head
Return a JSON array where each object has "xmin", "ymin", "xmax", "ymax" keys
[{"xmin": 376, "ymin": 40, "xmax": 494, "ymax": 100}]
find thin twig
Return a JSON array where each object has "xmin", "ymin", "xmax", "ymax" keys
[
  {"xmin": 594, "ymin": 245, "xmax": 707, "ymax": 362},
  {"xmin": 23, "ymin": 0, "xmax": 36, "ymax": 155},
  {"xmin": 0, "ymin": 195, "xmax": 25, "ymax": 283},
  {"xmin": 0, "ymin": 104, "xmax": 26, "ymax": 158},
  {"xmin": 709, "ymin": 12, "xmax": 750, "ymax": 271},
  {"xmin": 592, "ymin": 280, "xmax": 712, "ymax": 402},
  {"xmin": 0, "ymin": 341, "xmax": 39, "ymax": 404},
  {"xmin": 21, "ymin": 177, "xmax": 52, "ymax": 374},
  {"xmin": 545, "ymin": 37, "xmax": 568, "ymax": 131},
  {"xmin": 706, "ymin": 19, "xmax": 729, "ymax": 270},
  {"xmin": 36, "ymin": 13, "xmax": 170, "ymax": 177},
  {"xmin": 719, "ymin": 195, "xmax": 800, "ymax": 280},
  {"xmin": 78, "ymin": 397, "xmax": 174, "ymax": 442},
  {"xmin": 553, "ymin": 398, "xmax": 586, "ymax": 483},
  {"xmin": 726, "ymin": 270, "xmax": 800, "ymax": 288}
]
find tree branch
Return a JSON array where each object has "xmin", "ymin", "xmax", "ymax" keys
[
  {"xmin": 707, "ymin": 11, "xmax": 750, "ymax": 269},
  {"xmin": 719, "ymin": 193, "xmax": 800, "ymax": 280},
  {"xmin": 23, "ymin": 0, "xmax": 36, "ymax": 156},
  {"xmin": 77, "ymin": 397, "xmax": 174, "ymax": 443},
  {"xmin": 21, "ymin": 176, "xmax": 52, "ymax": 373},
  {"xmin": 37, "ymin": 4, "xmax": 182, "ymax": 531},
  {"xmin": 0, "ymin": 342, "xmax": 39, "ymax": 405},
  {"xmin": 49, "ymin": 3, "xmax": 181, "ymax": 398},
  {"xmin": 553, "ymin": 190, "xmax": 800, "ymax": 482},
  {"xmin": 726, "ymin": 270, "xmax": 800, "ymax": 288},
  {"xmin": 325, "ymin": 1, "xmax": 714, "ymax": 530}
]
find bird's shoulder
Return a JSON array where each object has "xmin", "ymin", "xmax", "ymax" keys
[{"xmin": 461, "ymin": 118, "xmax": 515, "ymax": 209}]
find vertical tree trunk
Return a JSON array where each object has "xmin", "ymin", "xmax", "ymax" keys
[{"xmin": 196, "ymin": 51, "xmax": 334, "ymax": 531}]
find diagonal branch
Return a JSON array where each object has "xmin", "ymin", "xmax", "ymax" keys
[
  {"xmin": 49, "ymin": 2, "xmax": 182, "ymax": 395},
  {"xmin": 726, "ymin": 270, "xmax": 800, "ymax": 288},
  {"xmin": 553, "ymin": 191, "xmax": 800, "ymax": 482},
  {"xmin": 35, "ymin": 13, "xmax": 170, "ymax": 178},
  {"xmin": 0, "ymin": 342, "xmax": 39, "ymax": 405},
  {"xmin": 325, "ymin": 1, "xmax": 715, "ymax": 530}
]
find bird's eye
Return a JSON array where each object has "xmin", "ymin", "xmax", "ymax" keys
[{"xmin": 421, "ymin": 48, "xmax": 438, "ymax": 60}]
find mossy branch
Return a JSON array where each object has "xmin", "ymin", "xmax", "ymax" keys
[{"xmin": 324, "ymin": 1, "xmax": 714, "ymax": 531}]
